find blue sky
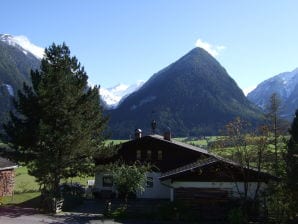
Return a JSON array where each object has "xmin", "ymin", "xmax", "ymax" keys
[{"xmin": 1, "ymin": 0, "xmax": 298, "ymax": 92}]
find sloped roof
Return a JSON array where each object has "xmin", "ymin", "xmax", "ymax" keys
[
  {"xmin": 0, "ymin": 157, "xmax": 17, "ymax": 171},
  {"xmin": 160, "ymin": 154, "xmax": 277, "ymax": 181},
  {"xmin": 160, "ymin": 157, "xmax": 218, "ymax": 180},
  {"xmin": 95, "ymin": 134, "xmax": 213, "ymax": 171},
  {"xmin": 147, "ymin": 134, "xmax": 211, "ymax": 156}
]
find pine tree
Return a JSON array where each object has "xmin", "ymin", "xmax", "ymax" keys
[
  {"xmin": 4, "ymin": 43, "xmax": 107, "ymax": 206},
  {"xmin": 286, "ymin": 110, "xmax": 298, "ymax": 190},
  {"xmin": 285, "ymin": 109, "xmax": 298, "ymax": 220},
  {"xmin": 267, "ymin": 93, "xmax": 281, "ymax": 174}
]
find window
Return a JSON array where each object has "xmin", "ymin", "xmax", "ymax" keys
[
  {"xmin": 136, "ymin": 150, "xmax": 141, "ymax": 160},
  {"xmin": 102, "ymin": 175, "xmax": 113, "ymax": 187},
  {"xmin": 146, "ymin": 177, "xmax": 153, "ymax": 188},
  {"xmin": 147, "ymin": 150, "xmax": 152, "ymax": 160},
  {"xmin": 157, "ymin": 150, "xmax": 163, "ymax": 160}
]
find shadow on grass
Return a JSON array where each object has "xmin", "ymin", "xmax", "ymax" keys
[
  {"xmin": 0, "ymin": 194, "xmax": 41, "ymax": 218},
  {"xmin": 18, "ymin": 194, "xmax": 41, "ymax": 208}
]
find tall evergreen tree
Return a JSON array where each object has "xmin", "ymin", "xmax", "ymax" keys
[
  {"xmin": 4, "ymin": 43, "xmax": 107, "ymax": 204},
  {"xmin": 285, "ymin": 109, "xmax": 298, "ymax": 219},
  {"xmin": 286, "ymin": 110, "xmax": 298, "ymax": 190},
  {"xmin": 267, "ymin": 93, "xmax": 281, "ymax": 174}
]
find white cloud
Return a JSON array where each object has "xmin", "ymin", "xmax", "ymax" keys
[{"xmin": 195, "ymin": 38, "xmax": 226, "ymax": 57}]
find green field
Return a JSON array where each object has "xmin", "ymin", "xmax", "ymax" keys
[
  {"xmin": 105, "ymin": 139, "xmax": 128, "ymax": 145},
  {"xmin": 2, "ymin": 166, "xmax": 40, "ymax": 205},
  {"xmin": 1, "ymin": 166, "xmax": 94, "ymax": 206},
  {"xmin": 174, "ymin": 136, "xmax": 218, "ymax": 148}
]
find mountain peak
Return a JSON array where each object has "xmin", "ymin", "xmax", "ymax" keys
[
  {"xmin": 100, "ymin": 81, "xmax": 145, "ymax": 108},
  {"xmin": 189, "ymin": 46, "xmax": 208, "ymax": 53},
  {"xmin": 0, "ymin": 34, "xmax": 44, "ymax": 59},
  {"xmin": 179, "ymin": 47, "xmax": 211, "ymax": 60},
  {"xmin": 109, "ymin": 48, "xmax": 261, "ymax": 138},
  {"xmin": 248, "ymin": 67, "xmax": 298, "ymax": 119}
]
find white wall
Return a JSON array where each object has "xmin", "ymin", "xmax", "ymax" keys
[
  {"xmin": 168, "ymin": 181, "xmax": 267, "ymax": 199},
  {"xmin": 94, "ymin": 172, "xmax": 116, "ymax": 192},
  {"xmin": 137, "ymin": 172, "xmax": 170, "ymax": 199},
  {"xmin": 94, "ymin": 171, "xmax": 171, "ymax": 199}
]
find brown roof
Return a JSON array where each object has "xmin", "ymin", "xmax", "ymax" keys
[
  {"xmin": 160, "ymin": 157, "xmax": 217, "ymax": 180},
  {"xmin": 95, "ymin": 134, "xmax": 212, "ymax": 170},
  {"xmin": 160, "ymin": 155, "xmax": 277, "ymax": 181},
  {"xmin": 0, "ymin": 157, "xmax": 17, "ymax": 171},
  {"xmin": 147, "ymin": 135, "xmax": 211, "ymax": 155}
]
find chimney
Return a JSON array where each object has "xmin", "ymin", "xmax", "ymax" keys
[
  {"xmin": 135, "ymin": 129, "xmax": 142, "ymax": 139},
  {"xmin": 151, "ymin": 120, "xmax": 157, "ymax": 134},
  {"xmin": 164, "ymin": 127, "xmax": 171, "ymax": 141}
]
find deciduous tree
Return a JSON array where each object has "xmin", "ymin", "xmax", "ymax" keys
[{"xmin": 110, "ymin": 162, "xmax": 149, "ymax": 202}]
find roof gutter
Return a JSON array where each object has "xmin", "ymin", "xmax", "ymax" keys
[{"xmin": 0, "ymin": 165, "xmax": 18, "ymax": 171}]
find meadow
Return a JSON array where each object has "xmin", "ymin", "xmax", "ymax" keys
[{"xmin": 1, "ymin": 166, "xmax": 93, "ymax": 206}]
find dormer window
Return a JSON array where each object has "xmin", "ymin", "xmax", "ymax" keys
[
  {"xmin": 147, "ymin": 150, "xmax": 152, "ymax": 160},
  {"xmin": 136, "ymin": 150, "xmax": 141, "ymax": 160},
  {"xmin": 157, "ymin": 150, "xmax": 163, "ymax": 160}
]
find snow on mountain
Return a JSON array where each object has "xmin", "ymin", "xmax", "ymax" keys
[
  {"xmin": 0, "ymin": 34, "xmax": 44, "ymax": 59},
  {"xmin": 4, "ymin": 84, "xmax": 14, "ymax": 96},
  {"xmin": 100, "ymin": 81, "xmax": 145, "ymax": 108},
  {"xmin": 247, "ymin": 68, "xmax": 298, "ymax": 119},
  {"xmin": 0, "ymin": 83, "xmax": 14, "ymax": 96}
]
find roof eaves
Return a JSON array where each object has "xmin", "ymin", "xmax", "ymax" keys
[
  {"xmin": 160, "ymin": 157, "xmax": 218, "ymax": 180},
  {"xmin": 0, "ymin": 165, "xmax": 18, "ymax": 171}
]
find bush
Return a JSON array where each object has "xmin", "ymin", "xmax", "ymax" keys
[
  {"xmin": 59, "ymin": 183, "xmax": 85, "ymax": 211},
  {"xmin": 62, "ymin": 195, "xmax": 83, "ymax": 211},
  {"xmin": 60, "ymin": 183, "xmax": 84, "ymax": 197},
  {"xmin": 106, "ymin": 205, "xmax": 128, "ymax": 219},
  {"xmin": 228, "ymin": 207, "xmax": 248, "ymax": 224},
  {"xmin": 267, "ymin": 184, "xmax": 296, "ymax": 224}
]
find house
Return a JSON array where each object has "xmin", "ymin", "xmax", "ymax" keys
[
  {"xmin": 159, "ymin": 156, "xmax": 275, "ymax": 202},
  {"xmin": 0, "ymin": 157, "xmax": 17, "ymax": 197},
  {"xmin": 94, "ymin": 131, "xmax": 275, "ymax": 202}
]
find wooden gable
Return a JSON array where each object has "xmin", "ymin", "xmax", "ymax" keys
[{"xmin": 97, "ymin": 135, "xmax": 212, "ymax": 172}]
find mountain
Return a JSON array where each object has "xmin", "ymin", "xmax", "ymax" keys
[
  {"xmin": 100, "ymin": 81, "xmax": 145, "ymax": 108},
  {"xmin": 247, "ymin": 68, "xmax": 298, "ymax": 119},
  {"xmin": 0, "ymin": 34, "xmax": 44, "ymax": 59},
  {"xmin": 0, "ymin": 34, "xmax": 41, "ymax": 127},
  {"xmin": 108, "ymin": 47, "xmax": 262, "ymax": 138}
]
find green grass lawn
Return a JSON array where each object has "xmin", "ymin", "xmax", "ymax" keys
[
  {"xmin": 2, "ymin": 166, "xmax": 40, "ymax": 206},
  {"xmin": 1, "ymin": 166, "xmax": 93, "ymax": 207},
  {"xmin": 14, "ymin": 166, "xmax": 39, "ymax": 193},
  {"xmin": 174, "ymin": 136, "xmax": 219, "ymax": 148},
  {"xmin": 2, "ymin": 192, "xmax": 41, "ymax": 206},
  {"xmin": 105, "ymin": 139, "xmax": 128, "ymax": 145}
]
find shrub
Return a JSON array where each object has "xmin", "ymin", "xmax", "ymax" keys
[{"xmin": 228, "ymin": 207, "xmax": 248, "ymax": 224}]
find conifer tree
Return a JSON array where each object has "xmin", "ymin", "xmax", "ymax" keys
[
  {"xmin": 4, "ymin": 43, "xmax": 107, "ymax": 206},
  {"xmin": 284, "ymin": 109, "xmax": 298, "ymax": 219},
  {"xmin": 286, "ymin": 110, "xmax": 298, "ymax": 190},
  {"xmin": 267, "ymin": 93, "xmax": 281, "ymax": 174}
]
